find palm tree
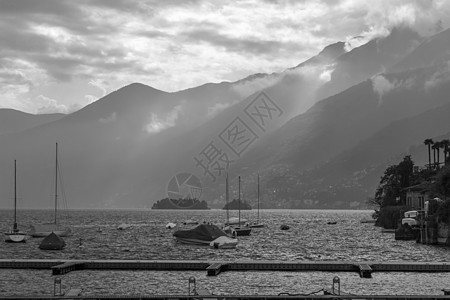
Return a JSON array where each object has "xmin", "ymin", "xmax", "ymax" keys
[
  {"xmin": 437, "ymin": 141, "xmax": 445, "ymax": 169},
  {"xmin": 441, "ymin": 139, "xmax": 450, "ymax": 165},
  {"xmin": 424, "ymin": 139, "xmax": 434, "ymax": 169},
  {"xmin": 432, "ymin": 143, "xmax": 439, "ymax": 169}
]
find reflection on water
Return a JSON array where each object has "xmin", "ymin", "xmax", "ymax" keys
[{"xmin": 1, "ymin": 209, "xmax": 449, "ymax": 296}]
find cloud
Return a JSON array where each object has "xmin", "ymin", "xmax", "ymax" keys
[
  {"xmin": 371, "ymin": 73, "xmax": 416, "ymax": 104},
  {"xmin": 182, "ymin": 28, "xmax": 303, "ymax": 56},
  {"xmin": 89, "ymin": 79, "xmax": 108, "ymax": 97},
  {"xmin": 231, "ymin": 74, "xmax": 280, "ymax": 98},
  {"xmin": 319, "ymin": 65, "xmax": 334, "ymax": 82},
  {"xmin": 144, "ymin": 104, "xmax": 184, "ymax": 134},
  {"xmin": 207, "ymin": 102, "xmax": 235, "ymax": 118},
  {"xmin": 35, "ymin": 95, "xmax": 69, "ymax": 114},
  {"xmin": 372, "ymin": 74, "xmax": 397, "ymax": 98},
  {"xmin": 425, "ymin": 62, "xmax": 450, "ymax": 90},
  {"xmin": 2, "ymin": 0, "xmax": 450, "ymax": 113},
  {"xmin": 342, "ymin": 0, "xmax": 450, "ymax": 51}
]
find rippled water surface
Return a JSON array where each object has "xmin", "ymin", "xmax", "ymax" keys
[{"xmin": 1, "ymin": 209, "xmax": 450, "ymax": 296}]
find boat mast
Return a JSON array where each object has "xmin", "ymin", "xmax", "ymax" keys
[
  {"xmin": 54, "ymin": 142, "xmax": 58, "ymax": 225},
  {"xmin": 238, "ymin": 175, "xmax": 241, "ymax": 225},
  {"xmin": 257, "ymin": 174, "xmax": 260, "ymax": 223},
  {"xmin": 13, "ymin": 160, "xmax": 17, "ymax": 231},
  {"xmin": 226, "ymin": 173, "xmax": 229, "ymax": 222}
]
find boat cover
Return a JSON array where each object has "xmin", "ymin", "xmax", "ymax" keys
[
  {"xmin": 210, "ymin": 236, "xmax": 238, "ymax": 249},
  {"xmin": 39, "ymin": 232, "xmax": 66, "ymax": 250},
  {"xmin": 173, "ymin": 224, "xmax": 228, "ymax": 242}
]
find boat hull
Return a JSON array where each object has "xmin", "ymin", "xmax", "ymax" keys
[
  {"xmin": 5, "ymin": 232, "xmax": 27, "ymax": 243},
  {"xmin": 29, "ymin": 225, "xmax": 71, "ymax": 238},
  {"xmin": 234, "ymin": 227, "xmax": 251, "ymax": 236},
  {"xmin": 250, "ymin": 223, "xmax": 264, "ymax": 228},
  {"xmin": 174, "ymin": 238, "xmax": 211, "ymax": 245}
]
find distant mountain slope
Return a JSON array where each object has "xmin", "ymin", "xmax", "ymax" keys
[
  {"xmin": 0, "ymin": 37, "xmax": 353, "ymax": 209},
  {"xmin": 390, "ymin": 28, "xmax": 450, "ymax": 72},
  {"xmin": 227, "ymin": 62, "xmax": 450, "ymax": 207},
  {"xmin": 0, "ymin": 109, "xmax": 64, "ymax": 135},
  {"xmin": 316, "ymin": 27, "xmax": 423, "ymax": 101},
  {"xmin": 297, "ymin": 100, "xmax": 450, "ymax": 208}
]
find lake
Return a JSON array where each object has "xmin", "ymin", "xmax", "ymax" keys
[{"xmin": 1, "ymin": 209, "xmax": 449, "ymax": 296}]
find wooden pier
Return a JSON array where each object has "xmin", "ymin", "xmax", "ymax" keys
[
  {"xmin": 2, "ymin": 259, "xmax": 450, "ymax": 278},
  {"xmin": 3, "ymin": 294, "xmax": 450, "ymax": 299},
  {"xmin": 52, "ymin": 261, "xmax": 86, "ymax": 275},
  {"xmin": 357, "ymin": 264, "xmax": 372, "ymax": 278}
]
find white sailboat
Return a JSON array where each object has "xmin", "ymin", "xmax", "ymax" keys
[
  {"xmin": 231, "ymin": 176, "xmax": 251, "ymax": 236},
  {"xmin": 5, "ymin": 160, "xmax": 27, "ymax": 243},
  {"xmin": 250, "ymin": 174, "xmax": 264, "ymax": 228},
  {"xmin": 29, "ymin": 143, "xmax": 71, "ymax": 238}
]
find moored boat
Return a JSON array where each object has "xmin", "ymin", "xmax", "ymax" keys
[
  {"xmin": 29, "ymin": 143, "xmax": 71, "ymax": 238},
  {"xmin": 4, "ymin": 160, "xmax": 27, "ymax": 243},
  {"xmin": 173, "ymin": 224, "xmax": 232, "ymax": 245},
  {"xmin": 39, "ymin": 232, "xmax": 66, "ymax": 250},
  {"xmin": 29, "ymin": 224, "xmax": 70, "ymax": 238},
  {"xmin": 250, "ymin": 174, "xmax": 264, "ymax": 228},
  {"xmin": 210, "ymin": 236, "xmax": 238, "ymax": 249}
]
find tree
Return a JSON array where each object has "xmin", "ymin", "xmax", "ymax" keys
[
  {"xmin": 435, "ymin": 165, "xmax": 450, "ymax": 201},
  {"xmin": 424, "ymin": 139, "xmax": 434, "ymax": 169},
  {"xmin": 437, "ymin": 140, "xmax": 445, "ymax": 169},
  {"xmin": 374, "ymin": 155, "xmax": 416, "ymax": 207},
  {"xmin": 432, "ymin": 143, "xmax": 439, "ymax": 169},
  {"xmin": 441, "ymin": 139, "xmax": 450, "ymax": 166}
]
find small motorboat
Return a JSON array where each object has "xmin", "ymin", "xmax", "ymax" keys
[
  {"xmin": 166, "ymin": 222, "xmax": 177, "ymax": 229},
  {"xmin": 280, "ymin": 224, "xmax": 290, "ymax": 230},
  {"xmin": 210, "ymin": 236, "xmax": 238, "ymax": 249},
  {"xmin": 173, "ymin": 224, "xmax": 229, "ymax": 245},
  {"xmin": 182, "ymin": 219, "xmax": 199, "ymax": 225},
  {"xmin": 117, "ymin": 223, "xmax": 133, "ymax": 230}
]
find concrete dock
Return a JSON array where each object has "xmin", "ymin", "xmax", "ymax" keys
[{"xmin": 2, "ymin": 259, "xmax": 450, "ymax": 278}]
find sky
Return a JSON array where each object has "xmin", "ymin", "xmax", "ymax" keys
[{"xmin": 1, "ymin": 0, "xmax": 449, "ymax": 115}]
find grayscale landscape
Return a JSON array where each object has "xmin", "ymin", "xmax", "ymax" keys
[{"xmin": 2, "ymin": 1, "xmax": 450, "ymax": 298}]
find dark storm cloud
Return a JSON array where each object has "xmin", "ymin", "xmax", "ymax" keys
[
  {"xmin": 0, "ymin": 0, "xmax": 115, "ymax": 36},
  {"xmin": 183, "ymin": 28, "xmax": 303, "ymax": 56},
  {"xmin": 0, "ymin": 24, "xmax": 53, "ymax": 53},
  {"xmin": 0, "ymin": 0, "xmax": 79, "ymax": 16}
]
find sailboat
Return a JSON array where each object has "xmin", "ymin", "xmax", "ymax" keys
[
  {"xmin": 250, "ymin": 174, "xmax": 264, "ymax": 228},
  {"xmin": 4, "ymin": 160, "xmax": 27, "ymax": 243},
  {"xmin": 232, "ymin": 176, "xmax": 251, "ymax": 236},
  {"xmin": 29, "ymin": 143, "xmax": 71, "ymax": 238}
]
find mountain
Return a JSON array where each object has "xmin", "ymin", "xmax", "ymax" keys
[
  {"xmin": 1, "ymin": 27, "xmax": 449, "ymax": 209},
  {"xmin": 226, "ymin": 28, "xmax": 450, "ymax": 208},
  {"xmin": 0, "ymin": 81, "xmax": 249, "ymax": 209},
  {"xmin": 316, "ymin": 27, "xmax": 423, "ymax": 101},
  {"xmin": 0, "ymin": 35, "xmax": 353, "ymax": 209},
  {"xmin": 390, "ymin": 28, "xmax": 450, "ymax": 72},
  {"xmin": 294, "ymin": 100, "xmax": 450, "ymax": 209},
  {"xmin": 0, "ymin": 109, "xmax": 64, "ymax": 136}
]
